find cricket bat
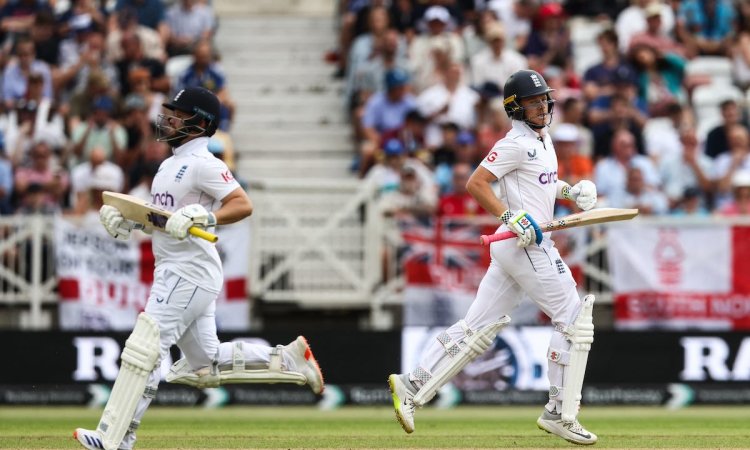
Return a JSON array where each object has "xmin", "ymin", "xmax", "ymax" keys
[
  {"xmin": 480, "ymin": 208, "xmax": 638, "ymax": 245},
  {"xmin": 102, "ymin": 191, "xmax": 218, "ymax": 243}
]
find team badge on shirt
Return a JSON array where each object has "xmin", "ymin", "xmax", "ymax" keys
[{"xmin": 175, "ymin": 165, "xmax": 188, "ymax": 182}]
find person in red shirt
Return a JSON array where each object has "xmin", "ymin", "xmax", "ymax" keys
[{"xmin": 437, "ymin": 162, "xmax": 487, "ymax": 217}]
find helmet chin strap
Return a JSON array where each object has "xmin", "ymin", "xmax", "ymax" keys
[{"xmin": 524, "ymin": 111, "xmax": 553, "ymax": 130}]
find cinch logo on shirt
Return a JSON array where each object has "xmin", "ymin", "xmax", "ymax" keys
[
  {"xmin": 152, "ymin": 191, "xmax": 175, "ymax": 207},
  {"xmin": 538, "ymin": 170, "xmax": 557, "ymax": 184}
]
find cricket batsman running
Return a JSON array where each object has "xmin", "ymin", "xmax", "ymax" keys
[
  {"xmin": 388, "ymin": 69, "xmax": 599, "ymax": 445},
  {"xmin": 74, "ymin": 87, "xmax": 324, "ymax": 450}
]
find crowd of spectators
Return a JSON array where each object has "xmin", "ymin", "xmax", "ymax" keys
[
  {"xmin": 0, "ymin": 0, "xmax": 237, "ymax": 218},
  {"xmin": 336, "ymin": 0, "xmax": 750, "ymax": 221}
]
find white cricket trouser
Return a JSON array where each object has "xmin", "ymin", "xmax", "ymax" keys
[
  {"xmin": 415, "ymin": 236, "xmax": 582, "ymax": 411},
  {"xmin": 118, "ymin": 268, "xmax": 287, "ymax": 450}
]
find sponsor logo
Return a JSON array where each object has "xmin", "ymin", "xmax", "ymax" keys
[
  {"xmin": 175, "ymin": 165, "xmax": 188, "ymax": 182},
  {"xmin": 680, "ymin": 337, "xmax": 750, "ymax": 381},
  {"xmin": 538, "ymin": 170, "xmax": 558, "ymax": 184},
  {"xmin": 530, "ymin": 74, "xmax": 542, "ymax": 87},
  {"xmin": 527, "ymin": 147, "xmax": 537, "ymax": 159},
  {"xmin": 147, "ymin": 212, "xmax": 168, "ymax": 229},
  {"xmin": 221, "ymin": 171, "xmax": 234, "ymax": 183},
  {"xmin": 486, "ymin": 151, "xmax": 498, "ymax": 163},
  {"xmin": 152, "ymin": 192, "xmax": 175, "ymax": 207}
]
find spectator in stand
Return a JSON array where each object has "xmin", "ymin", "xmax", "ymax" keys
[
  {"xmin": 350, "ymin": 29, "xmax": 410, "ymax": 109},
  {"xmin": 381, "ymin": 109, "xmax": 428, "ymax": 163},
  {"xmin": 106, "ymin": 7, "xmax": 166, "ymax": 62},
  {"xmin": 2, "ymin": 37, "xmax": 53, "ymax": 109},
  {"xmin": 388, "ymin": 0, "xmax": 418, "ymax": 39},
  {"xmin": 0, "ymin": 135, "xmax": 13, "ymax": 214},
  {"xmin": 607, "ymin": 165, "xmax": 669, "ymax": 214},
  {"xmin": 549, "ymin": 97, "xmax": 593, "ymax": 159},
  {"xmin": 462, "ymin": 8, "xmax": 500, "ymax": 59},
  {"xmin": 717, "ymin": 170, "xmax": 750, "ymax": 216},
  {"xmin": 115, "ymin": 33, "xmax": 169, "ymax": 96},
  {"xmin": 731, "ymin": 0, "xmax": 750, "ymax": 90},
  {"xmin": 346, "ymin": 6, "xmax": 399, "ymax": 99},
  {"xmin": 70, "ymin": 95, "xmax": 127, "ymax": 164},
  {"xmin": 714, "ymin": 124, "xmax": 750, "ymax": 206},
  {"xmin": 671, "ymin": 186, "xmax": 710, "ymax": 216},
  {"xmin": 644, "ymin": 102, "xmax": 685, "ymax": 164},
  {"xmin": 366, "ymin": 138, "xmax": 435, "ymax": 197},
  {"xmin": 378, "ymin": 165, "xmax": 437, "ymax": 221},
  {"xmin": 164, "ymin": 0, "xmax": 215, "ymax": 57},
  {"xmin": 590, "ymin": 91, "xmax": 647, "ymax": 160},
  {"xmin": 119, "ymin": 91, "xmax": 153, "ymax": 180},
  {"xmin": 616, "ymin": 0, "xmax": 675, "ymax": 55},
  {"xmin": 469, "ymin": 23, "xmax": 527, "ymax": 91},
  {"xmin": 522, "ymin": 2, "xmax": 572, "ymax": 73},
  {"xmin": 112, "ymin": 0, "xmax": 168, "ymax": 42},
  {"xmin": 582, "ymin": 29, "xmax": 635, "ymax": 103},
  {"xmin": 0, "ymin": 0, "xmax": 53, "ymax": 44},
  {"xmin": 66, "ymin": 70, "xmax": 113, "ymax": 130},
  {"xmin": 628, "ymin": 41, "xmax": 687, "ymax": 118},
  {"xmin": 476, "ymin": 96, "xmax": 510, "ymax": 154},
  {"xmin": 553, "ymin": 124, "xmax": 593, "ymax": 188},
  {"xmin": 705, "ymin": 99, "xmax": 748, "ymax": 159},
  {"xmin": 69, "ymin": 146, "xmax": 125, "ymax": 214},
  {"xmin": 629, "ymin": 2, "xmax": 686, "ymax": 57},
  {"xmin": 437, "ymin": 162, "xmax": 487, "ymax": 217},
  {"xmin": 177, "ymin": 40, "xmax": 234, "ymax": 130},
  {"xmin": 412, "ymin": 34, "xmax": 454, "ymax": 94},
  {"xmin": 127, "ymin": 67, "xmax": 165, "ymax": 123},
  {"xmin": 57, "ymin": 29, "xmax": 120, "ymax": 102},
  {"xmin": 57, "ymin": 0, "xmax": 108, "ymax": 39},
  {"xmin": 659, "ymin": 126, "xmax": 713, "ymax": 210},
  {"xmin": 14, "ymin": 140, "xmax": 69, "ymax": 212},
  {"xmin": 409, "ymin": 6, "xmax": 465, "ymax": 92},
  {"xmin": 675, "ymin": 0, "xmax": 736, "ymax": 57},
  {"xmin": 485, "ymin": 0, "xmax": 536, "ymax": 52},
  {"xmin": 360, "ymin": 68, "xmax": 416, "ymax": 176},
  {"xmin": 29, "ymin": 10, "xmax": 60, "ymax": 68},
  {"xmin": 416, "ymin": 62, "xmax": 480, "ymax": 148},
  {"xmin": 595, "ymin": 128, "xmax": 660, "ymax": 201}
]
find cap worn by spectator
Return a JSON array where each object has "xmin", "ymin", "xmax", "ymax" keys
[
  {"xmin": 385, "ymin": 68, "xmax": 410, "ymax": 90},
  {"xmin": 457, "ymin": 131, "xmax": 476, "ymax": 146},
  {"xmin": 732, "ymin": 170, "xmax": 750, "ymax": 189},
  {"xmin": 644, "ymin": 2, "xmax": 662, "ymax": 19},
  {"xmin": 93, "ymin": 96, "xmax": 115, "ymax": 112},
  {"xmin": 475, "ymin": 81, "xmax": 502, "ymax": 100},
  {"xmin": 424, "ymin": 5, "xmax": 451, "ymax": 24},
  {"xmin": 383, "ymin": 138, "xmax": 405, "ymax": 156},
  {"xmin": 537, "ymin": 2, "xmax": 565, "ymax": 20},
  {"xmin": 552, "ymin": 123, "xmax": 580, "ymax": 143},
  {"xmin": 90, "ymin": 164, "xmax": 123, "ymax": 191}
]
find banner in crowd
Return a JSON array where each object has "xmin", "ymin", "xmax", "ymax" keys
[
  {"xmin": 57, "ymin": 216, "xmax": 251, "ymax": 331},
  {"xmin": 609, "ymin": 224, "xmax": 750, "ymax": 330},
  {"xmin": 399, "ymin": 217, "xmax": 587, "ymax": 327}
]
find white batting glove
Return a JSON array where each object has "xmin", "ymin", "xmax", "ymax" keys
[
  {"xmin": 99, "ymin": 205, "xmax": 138, "ymax": 241},
  {"xmin": 165, "ymin": 204, "xmax": 216, "ymax": 240},
  {"xmin": 500, "ymin": 209, "xmax": 543, "ymax": 248},
  {"xmin": 568, "ymin": 180, "xmax": 597, "ymax": 211}
]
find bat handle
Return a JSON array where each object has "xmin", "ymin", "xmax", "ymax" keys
[
  {"xmin": 480, "ymin": 230, "xmax": 515, "ymax": 245},
  {"xmin": 189, "ymin": 226, "xmax": 219, "ymax": 243}
]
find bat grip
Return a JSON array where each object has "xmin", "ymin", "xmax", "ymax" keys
[
  {"xmin": 189, "ymin": 226, "xmax": 219, "ymax": 243},
  {"xmin": 480, "ymin": 230, "xmax": 515, "ymax": 245}
]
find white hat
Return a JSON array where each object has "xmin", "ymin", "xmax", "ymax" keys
[
  {"xmin": 552, "ymin": 123, "xmax": 580, "ymax": 142},
  {"xmin": 89, "ymin": 163, "xmax": 124, "ymax": 191},
  {"xmin": 424, "ymin": 5, "xmax": 451, "ymax": 23},
  {"xmin": 644, "ymin": 2, "xmax": 662, "ymax": 18},
  {"xmin": 732, "ymin": 170, "xmax": 750, "ymax": 188}
]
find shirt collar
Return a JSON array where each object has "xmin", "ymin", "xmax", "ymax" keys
[
  {"xmin": 172, "ymin": 137, "xmax": 209, "ymax": 157},
  {"xmin": 512, "ymin": 120, "xmax": 547, "ymax": 139}
]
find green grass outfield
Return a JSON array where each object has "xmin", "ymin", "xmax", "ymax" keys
[{"xmin": 2, "ymin": 405, "xmax": 749, "ymax": 449}]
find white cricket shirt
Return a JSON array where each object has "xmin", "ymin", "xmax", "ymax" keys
[
  {"xmin": 480, "ymin": 120, "xmax": 558, "ymax": 227},
  {"xmin": 150, "ymin": 137, "xmax": 240, "ymax": 292}
]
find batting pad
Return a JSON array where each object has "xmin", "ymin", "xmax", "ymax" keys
[
  {"xmin": 97, "ymin": 313, "xmax": 160, "ymax": 450},
  {"xmin": 561, "ymin": 295, "xmax": 595, "ymax": 422}
]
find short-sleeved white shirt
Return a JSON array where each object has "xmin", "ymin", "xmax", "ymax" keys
[
  {"xmin": 480, "ymin": 120, "xmax": 558, "ymax": 227},
  {"xmin": 150, "ymin": 137, "xmax": 241, "ymax": 292}
]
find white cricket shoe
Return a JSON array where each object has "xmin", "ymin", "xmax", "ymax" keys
[
  {"xmin": 388, "ymin": 373, "xmax": 416, "ymax": 434},
  {"xmin": 537, "ymin": 409, "xmax": 598, "ymax": 445},
  {"xmin": 287, "ymin": 336, "xmax": 325, "ymax": 394},
  {"xmin": 73, "ymin": 428, "xmax": 106, "ymax": 450}
]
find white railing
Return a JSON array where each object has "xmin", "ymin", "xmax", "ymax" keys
[{"xmin": 4, "ymin": 187, "xmax": 750, "ymax": 330}]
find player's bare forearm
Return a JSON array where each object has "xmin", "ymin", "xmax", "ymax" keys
[
  {"xmin": 215, "ymin": 188, "xmax": 253, "ymax": 224},
  {"xmin": 466, "ymin": 166, "xmax": 507, "ymax": 218}
]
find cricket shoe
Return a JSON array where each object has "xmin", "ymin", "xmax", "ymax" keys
[
  {"xmin": 536, "ymin": 409, "xmax": 598, "ymax": 445},
  {"xmin": 287, "ymin": 336, "xmax": 325, "ymax": 394},
  {"xmin": 73, "ymin": 428, "xmax": 106, "ymax": 450},
  {"xmin": 388, "ymin": 373, "xmax": 417, "ymax": 434}
]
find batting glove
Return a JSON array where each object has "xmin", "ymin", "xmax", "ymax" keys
[
  {"xmin": 100, "ymin": 205, "xmax": 139, "ymax": 241},
  {"xmin": 500, "ymin": 209, "xmax": 543, "ymax": 248},
  {"xmin": 568, "ymin": 180, "xmax": 597, "ymax": 211},
  {"xmin": 165, "ymin": 204, "xmax": 216, "ymax": 240}
]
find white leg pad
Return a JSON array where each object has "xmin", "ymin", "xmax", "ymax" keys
[
  {"xmin": 413, "ymin": 316, "xmax": 511, "ymax": 407},
  {"xmin": 97, "ymin": 313, "xmax": 160, "ymax": 450},
  {"xmin": 167, "ymin": 342, "xmax": 306, "ymax": 388},
  {"xmin": 560, "ymin": 294, "xmax": 595, "ymax": 422}
]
